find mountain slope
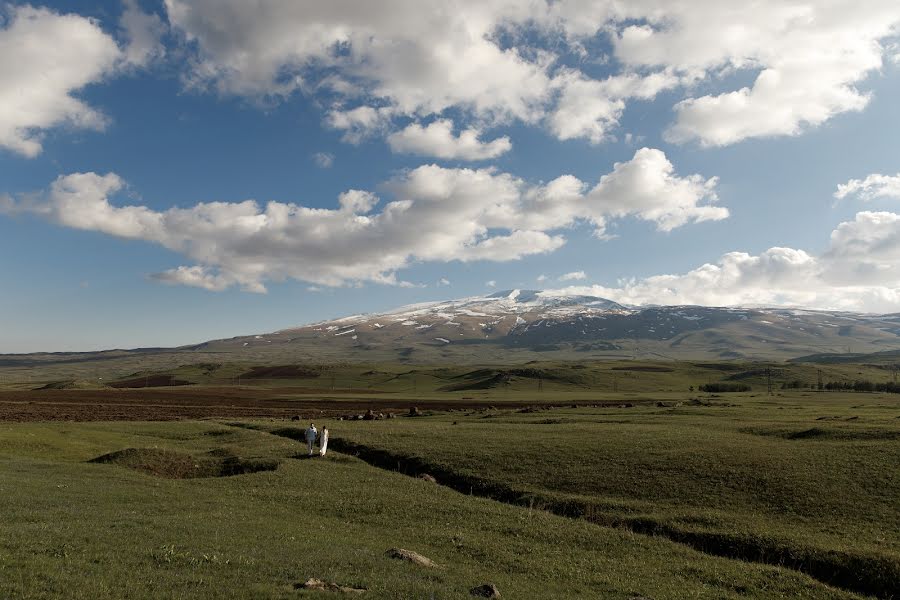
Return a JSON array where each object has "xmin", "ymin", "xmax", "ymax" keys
[{"xmin": 200, "ymin": 290, "xmax": 900, "ymax": 363}]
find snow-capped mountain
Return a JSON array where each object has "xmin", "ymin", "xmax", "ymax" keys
[{"xmin": 203, "ymin": 290, "xmax": 900, "ymax": 362}]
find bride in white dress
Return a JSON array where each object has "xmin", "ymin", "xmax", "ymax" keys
[{"xmin": 319, "ymin": 427, "xmax": 329, "ymax": 457}]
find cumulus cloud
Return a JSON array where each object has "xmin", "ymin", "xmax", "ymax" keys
[
  {"xmin": 325, "ymin": 105, "xmax": 396, "ymax": 144},
  {"xmin": 0, "ymin": 5, "xmax": 120, "ymax": 157},
  {"xmin": 161, "ymin": 1, "xmax": 900, "ymax": 147},
  {"xmin": 549, "ymin": 212, "xmax": 900, "ymax": 313},
  {"xmin": 0, "ymin": 148, "xmax": 721, "ymax": 291},
  {"xmin": 835, "ymin": 173, "xmax": 900, "ymax": 201},
  {"xmin": 387, "ymin": 120, "xmax": 511, "ymax": 160},
  {"xmin": 559, "ymin": 271, "xmax": 586, "ymax": 281},
  {"xmin": 548, "ymin": 70, "xmax": 682, "ymax": 144},
  {"xmin": 641, "ymin": 2, "xmax": 900, "ymax": 146},
  {"xmin": 120, "ymin": 0, "xmax": 167, "ymax": 67},
  {"xmin": 0, "ymin": 3, "xmax": 166, "ymax": 157},
  {"xmin": 486, "ymin": 280, "xmax": 497, "ymax": 288}
]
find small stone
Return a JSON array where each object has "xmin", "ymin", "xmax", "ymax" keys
[
  {"xmin": 418, "ymin": 473, "xmax": 437, "ymax": 483},
  {"xmin": 470, "ymin": 583, "xmax": 501, "ymax": 598},
  {"xmin": 385, "ymin": 548, "xmax": 436, "ymax": 568},
  {"xmin": 408, "ymin": 406, "xmax": 422, "ymax": 417}
]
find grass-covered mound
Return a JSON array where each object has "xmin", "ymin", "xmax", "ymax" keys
[{"xmin": 89, "ymin": 448, "xmax": 280, "ymax": 478}]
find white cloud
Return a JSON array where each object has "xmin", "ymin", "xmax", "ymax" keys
[
  {"xmin": 438, "ymin": 277, "xmax": 450, "ymax": 286},
  {"xmin": 588, "ymin": 148, "xmax": 725, "ymax": 233},
  {"xmin": 150, "ymin": 265, "xmax": 255, "ymax": 292},
  {"xmin": 642, "ymin": 2, "xmax": 900, "ymax": 146},
  {"xmin": 387, "ymin": 119, "xmax": 511, "ymax": 160},
  {"xmin": 550, "ymin": 211, "xmax": 900, "ymax": 313},
  {"xmin": 559, "ymin": 271, "xmax": 586, "ymax": 281},
  {"xmin": 325, "ymin": 106, "xmax": 396, "ymax": 144},
  {"xmin": 1, "ymin": 149, "xmax": 721, "ymax": 292},
  {"xmin": 486, "ymin": 280, "xmax": 497, "ymax": 288},
  {"xmin": 0, "ymin": 5, "xmax": 121, "ymax": 157},
  {"xmin": 548, "ymin": 70, "xmax": 682, "ymax": 144},
  {"xmin": 312, "ymin": 152, "xmax": 335, "ymax": 168},
  {"xmin": 120, "ymin": 0, "xmax": 166, "ymax": 67},
  {"xmin": 536, "ymin": 274, "xmax": 548, "ymax": 283},
  {"xmin": 162, "ymin": 1, "xmax": 900, "ymax": 147},
  {"xmin": 0, "ymin": 3, "xmax": 166, "ymax": 157},
  {"xmin": 835, "ymin": 173, "xmax": 900, "ymax": 201}
]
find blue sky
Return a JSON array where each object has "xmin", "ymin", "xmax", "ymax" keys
[{"xmin": 2, "ymin": 1, "xmax": 900, "ymax": 352}]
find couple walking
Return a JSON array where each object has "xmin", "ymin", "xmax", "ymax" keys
[{"xmin": 304, "ymin": 423, "xmax": 329, "ymax": 457}]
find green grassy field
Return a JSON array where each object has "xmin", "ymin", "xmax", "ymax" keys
[
  {"xmin": 4, "ymin": 357, "xmax": 898, "ymax": 400},
  {"xmin": 280, "ymin": 392, "xmax": 900, "ymax": 598},
  {"xmin": 0, "ymin": 417, "xmax": 877, "ymax": 599},
  {"xmin": 3, "ymin": 354, "xmax": 899, "ymax": 598}
]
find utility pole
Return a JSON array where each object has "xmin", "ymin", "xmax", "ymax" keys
[
  {"xmin": 817, "ymin": 368, "xmax": 824, "ymax": 391},
  {"xmin": 766, "ymin": 367, "xmax": 773, "ymax": 396},
  {"xmin": 538, "ymin": 378, "xmax": 543, "ymax": 392}
]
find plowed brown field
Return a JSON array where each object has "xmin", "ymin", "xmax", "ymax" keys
[{"xmin": 0, "ymin": 387, "xmax": 568, "ymax": 421}]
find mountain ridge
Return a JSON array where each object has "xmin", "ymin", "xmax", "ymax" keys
[{"xmin": 201, "ymin": 289, "xmax": 900, "ymax": 363}]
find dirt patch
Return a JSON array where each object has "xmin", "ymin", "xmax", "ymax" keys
[
  {"xmin": 441, "ymin": 367, "xmax": 589, "ymax": 391},
  {"xmin": 0, "ymin": 387, "xmax": 607, "ymax": 422},
  {"xmin": 693, "ymin": 362, "xmax": 745, "ymax": 372},
  {"xmin": 110, "ymin": 375, "xmax": 192, "ymax": 388},
  {"xmin": 240, "ymin": 365, "xmax": 323, "ymax": 379},
  {"xmin": 89, "ymin": 448, "xmax": 279, "ymax": 478},
  {"xmin": 34, "ymin": 380, "xmax": 108, "ymax": 391}
]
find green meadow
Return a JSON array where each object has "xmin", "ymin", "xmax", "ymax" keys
[{"xmin": 2, "ymin": 358, "xmax": 899, "ymax": 598}]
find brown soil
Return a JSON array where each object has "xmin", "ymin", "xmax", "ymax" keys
[
  {"xmin": 0, "ymin": 387, "xmax": 605, "ymax": 422},
  {"xmin": 109, "ymin": 374, "xmax": 192, "ymax": 388},
  {"xmin": 240, "ymin": 365, "xmax": 322, "ymax": 379}
]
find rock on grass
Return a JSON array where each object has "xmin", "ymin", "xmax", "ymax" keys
[
  {"xmin": 385, "ymin": 548, "xmax": 437, "ymax": 567},
  {"xmin": 470, "ymin": 583, "xmax": 501, "ymax": 597}
]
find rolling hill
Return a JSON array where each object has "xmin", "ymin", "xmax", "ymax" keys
[{"xmin": 201, "ymin": 289, "xmax": 900, "ymax": 363}]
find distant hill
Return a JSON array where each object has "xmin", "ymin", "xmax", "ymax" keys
[
  {"xmin": 5, "ymin": 290, "xmax": 900, "ymax": 369},
  {"xmin": 198, "ymin": 289, "xmax": 900, "ymax": 363}
]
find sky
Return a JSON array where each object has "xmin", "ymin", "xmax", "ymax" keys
[{"xmin": 2, "ymin": 1, "xmax": 900, "ymax": 352}]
